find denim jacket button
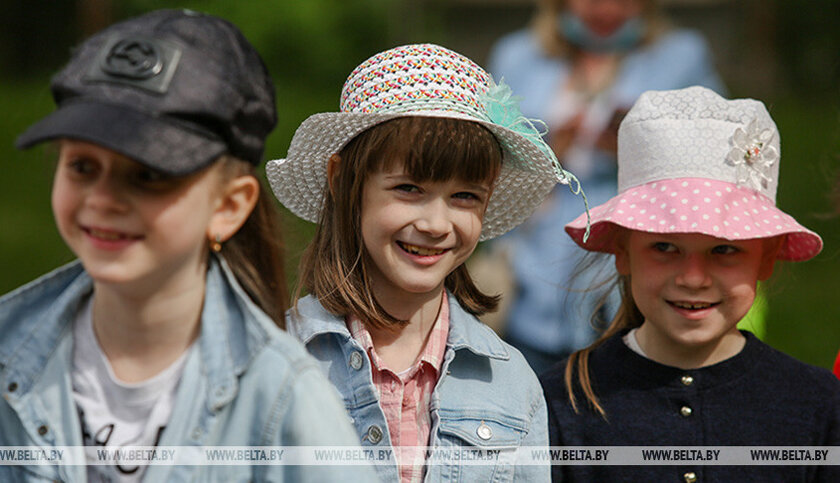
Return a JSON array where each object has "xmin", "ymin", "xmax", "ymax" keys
[
  {"xmin": 349, "ymin": 351, "xmax": 364, "ymax": 370},
  {"xmin": 476, "ymin": 422, "xmax": 493, "ymax": 440},
  {"xmin": 366, "ymin": 425, "xmax": 383, "ymax": 444}
]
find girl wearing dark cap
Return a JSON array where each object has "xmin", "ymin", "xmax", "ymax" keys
[{"xmin": 1, "ymin": 9, "xmax": 374, "ymax": 481}]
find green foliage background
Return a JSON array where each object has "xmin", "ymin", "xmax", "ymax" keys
[{"xmin": 0, "ymin": 1, "xmax": 838, "ymax": 369}]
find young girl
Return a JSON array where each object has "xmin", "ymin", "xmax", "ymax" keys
[
  {"xmin": 487, "ymin": 0, "xmax": 726, "ymax": 374},
  {"xmin": 542, "ymin": 86, "xmax": 840, "ymax": 482},
  {"xmin": 268, "ymin": 44, "xmax": 580, "ymax": 482},
  {"xmin": 0, "ymin": 10, "xmax": 372, "ymax": 482}
]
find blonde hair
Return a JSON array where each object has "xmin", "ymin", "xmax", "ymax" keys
[
  {"xmin": 564, "ymin": 273, "xmax": 643, "ymax": 418},
  {"xmin": 532, "ymin": 0, "xmax": 670, "ymax": 57},
  {"xmin": 294, "ymin": 116, "xmax": 503, "ymax": 330}
]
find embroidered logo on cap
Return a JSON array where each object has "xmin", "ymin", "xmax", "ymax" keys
[
  {"xmin": 85, "ymin": 35, "xmax": 181, "ymax": 94},
  {"xmin": 102, "ymin": 39, "xmax": 163, "ymax": 79}
]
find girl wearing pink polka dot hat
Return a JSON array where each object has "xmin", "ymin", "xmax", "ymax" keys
[{"xmin": 542, "ymin": 86, "xmax": 839, "ymax": 482}]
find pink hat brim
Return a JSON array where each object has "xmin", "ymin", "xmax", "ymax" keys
[{"xmin": 565, "ymin": 178, "xmax": 822, "ymax": 261}]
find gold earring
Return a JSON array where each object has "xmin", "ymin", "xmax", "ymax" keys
[{"xmin": 210, "ymin": 234, "xmax": 223, "ymax": 252}]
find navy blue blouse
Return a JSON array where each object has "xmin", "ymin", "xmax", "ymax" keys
[{"xmin": 541, "ymin": 330, "xmax": 840, "ymax": 482}]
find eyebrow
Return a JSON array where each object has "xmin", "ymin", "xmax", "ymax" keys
[
  {"xmin": 382, "ymin": 173, "xmax": 412, "ymax": 182},
  {"xmin": 461, "ymin": 182, "xmax": 491, "ymax": 194},
  {"xmin": 382, "ymin": 174, "xmax": 491, "ymax": 192}
]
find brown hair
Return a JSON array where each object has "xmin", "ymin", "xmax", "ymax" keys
[
  {"xmin": 217, "ymin": 156, "xmax": 288, "ymax": 328},
  {"xmin": 532, "ymin": 0, "xmax": 669, "ymax": 58},
  {"xmin": 295, "ymin": 116, "xmax": 503, "ymax": 330}
]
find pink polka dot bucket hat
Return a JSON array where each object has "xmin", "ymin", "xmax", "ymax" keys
[
  {"xmin": 267, "ymin": 43, "xmax": 583, "ymax": 241},
  {"xmin": 565, "ymin": 86, "xmax": 822, "ymax": 261}
]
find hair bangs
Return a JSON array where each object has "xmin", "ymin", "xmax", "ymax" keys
[{"xmin": 365, "ymin": 117, "xmax": 502, "ymax": 185}]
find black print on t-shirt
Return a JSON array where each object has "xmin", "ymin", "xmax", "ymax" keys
[{"xmin": 78, "ymin": 407, "xmax": 166, "ymax": 475}]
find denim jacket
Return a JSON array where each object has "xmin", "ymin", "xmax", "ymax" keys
[
  {"xmin": 287, "ymin": 294, "xmax": 550, "ymax": 482},
  {"xmin": 0, "ymin": 257, "xmax": 376, "ymax": 482}
]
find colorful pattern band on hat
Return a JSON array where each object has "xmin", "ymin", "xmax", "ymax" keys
[
  {"xmin": 267, "ymin": 43, "xmax": 586, "ymax": 241},
  {"xmin": 565, "ymin": 86, "xmax": 822, "ymax": 261}
]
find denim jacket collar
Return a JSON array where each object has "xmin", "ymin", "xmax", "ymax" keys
[
  {"xmin": 0, "ymin": 255, "xmax": 275, "ymax": 411},
  {"xmin": 290, "ymin": 291, "xmax": 510, "ymax": 361},
  {"xmin": 197, "ymin": 254, "xmax": 277, "ymax": 409},
  {"xmin": 0, "ymin": 262, "xmax": 88, "ymax": 397}
]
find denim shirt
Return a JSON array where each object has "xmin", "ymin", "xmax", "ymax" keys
[
  {"xmin": 489, "ymin": 28, "xmax": 725, "ymax": 127},
  {"xmin": 0, "ymin": 257, "xmax": 376, "ymax": 482},
  {"xmin": 287, "ymin": 294, "xmax": 550, "ymax": 482}
]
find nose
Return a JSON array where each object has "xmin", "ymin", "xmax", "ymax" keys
[
  {"xmin": 675, "ymin": 254, "xmax": 712, "ymax": 289},
  {"xmin": 86, "ymin": 172, "xmax": 129, "ymax": 212},
  {"xmin": 414, "ymin": 198, "xmax": 452, "ymax": 238}
]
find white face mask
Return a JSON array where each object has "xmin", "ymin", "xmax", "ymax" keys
[{"xmin": 558, "ymin": 12, "xmax": 645, "ymax": 52}]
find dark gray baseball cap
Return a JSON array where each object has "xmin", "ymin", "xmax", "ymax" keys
[{"xmin": 16, "ymin": 9, "xmax": 277, "ymax": 175}]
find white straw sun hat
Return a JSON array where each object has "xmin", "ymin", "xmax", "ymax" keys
[
  {"xmin": 267, "ymin": 43, "xmax": 584, "ymax": 241},
  {"xmin": 565, "ymin": 86, "xmax": 822, "ymax": 261}
]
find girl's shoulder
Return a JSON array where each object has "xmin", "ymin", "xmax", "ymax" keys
[
  {"xmin": 0, "ymin": 261, "xmax": 89, "ymax": 357},
  {"xmin": 540, "ymin": 331, "xmax": 627, "ymax": 392},
  {"xmin": 447, "ymin": 297, "xmax": 544, "ymax": 391},
  {"xmin": 243, "ymin": 327, "xmax": 345, "ymax": 402},
  {"xmin": 0, "ymin": 261, "xmax": 87, "ymax": 314},
  {"xmin": 750, "ymin": 337, "xmax": 840, "ymax": 397},
  {"xmin": 206, "ymin": 260, "xmax": 339, "ymax": 397},
  {"xmin": 283, "ymin": 294, "xmax": 348, "ymax": 345}
]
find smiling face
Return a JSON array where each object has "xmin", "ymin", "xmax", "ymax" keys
[
  {"xmin": 52, "ymin": 139, "xmax": 227, "ymax": 292},
  {"xmin": 360, "ymin": 164, "xmax": 490, "ymax": 304},
  {"xmin": 615, "ymin": 231, "xmax": 779, "ymax": 363}
]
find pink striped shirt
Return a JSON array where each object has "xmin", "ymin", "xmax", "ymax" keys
[{"xmin": 347, "ymin": 292, "xmax": 450, "ymax": 483}]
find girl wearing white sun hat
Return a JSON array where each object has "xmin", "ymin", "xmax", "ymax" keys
[
  {"xmin": 268, "ymin": 43, "xmax": 589, "ymax": 482},
  {"xmin": 542, "ymin": 86, "xmax": 838, "ymax": 482}
]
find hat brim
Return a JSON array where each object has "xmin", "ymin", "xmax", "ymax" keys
[
  {"xmin": 266, "ymin": 110, "xmax": 560, "ymax": 241},
  {"xmin": 565, "ymin": 178, "xmax": 823, "ymax": 261},
  {"xmin": 16, "ymin": 100, "xmax": 227, "ymax": 176}
]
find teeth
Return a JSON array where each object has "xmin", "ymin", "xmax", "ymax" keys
[
  {"xmin": 674, "ymin": 302, "xmax": 712, "ymax": 310},
  {"xmin": 400, "ymin": 242, "xmax": 446, "ymax": 256},
  {"xmin": 89, "ymin": 229, "xmax": 127, "ymax": 241}
]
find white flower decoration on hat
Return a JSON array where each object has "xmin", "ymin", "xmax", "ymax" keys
[{"xmin": 726, "ymin": 118, "xmax": 778, "ymax": 191}]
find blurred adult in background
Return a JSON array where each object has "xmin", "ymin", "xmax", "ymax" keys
[{"xmin": 487, "ymin": 0, "xmax": 726, "ymax": 374}]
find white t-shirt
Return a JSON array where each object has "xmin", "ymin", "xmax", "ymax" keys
[
  {"xmin": 622, "ymin": 328, "xmax": 647, "ymax": 357},
  {"xmin": 72, "ymin": 297, "xmax": 192, "ymax": 482}
]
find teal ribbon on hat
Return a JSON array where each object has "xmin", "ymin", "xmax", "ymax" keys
[{"xmin": 482, "ymin": 78, "xmax": 592, "ymax": 242}]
